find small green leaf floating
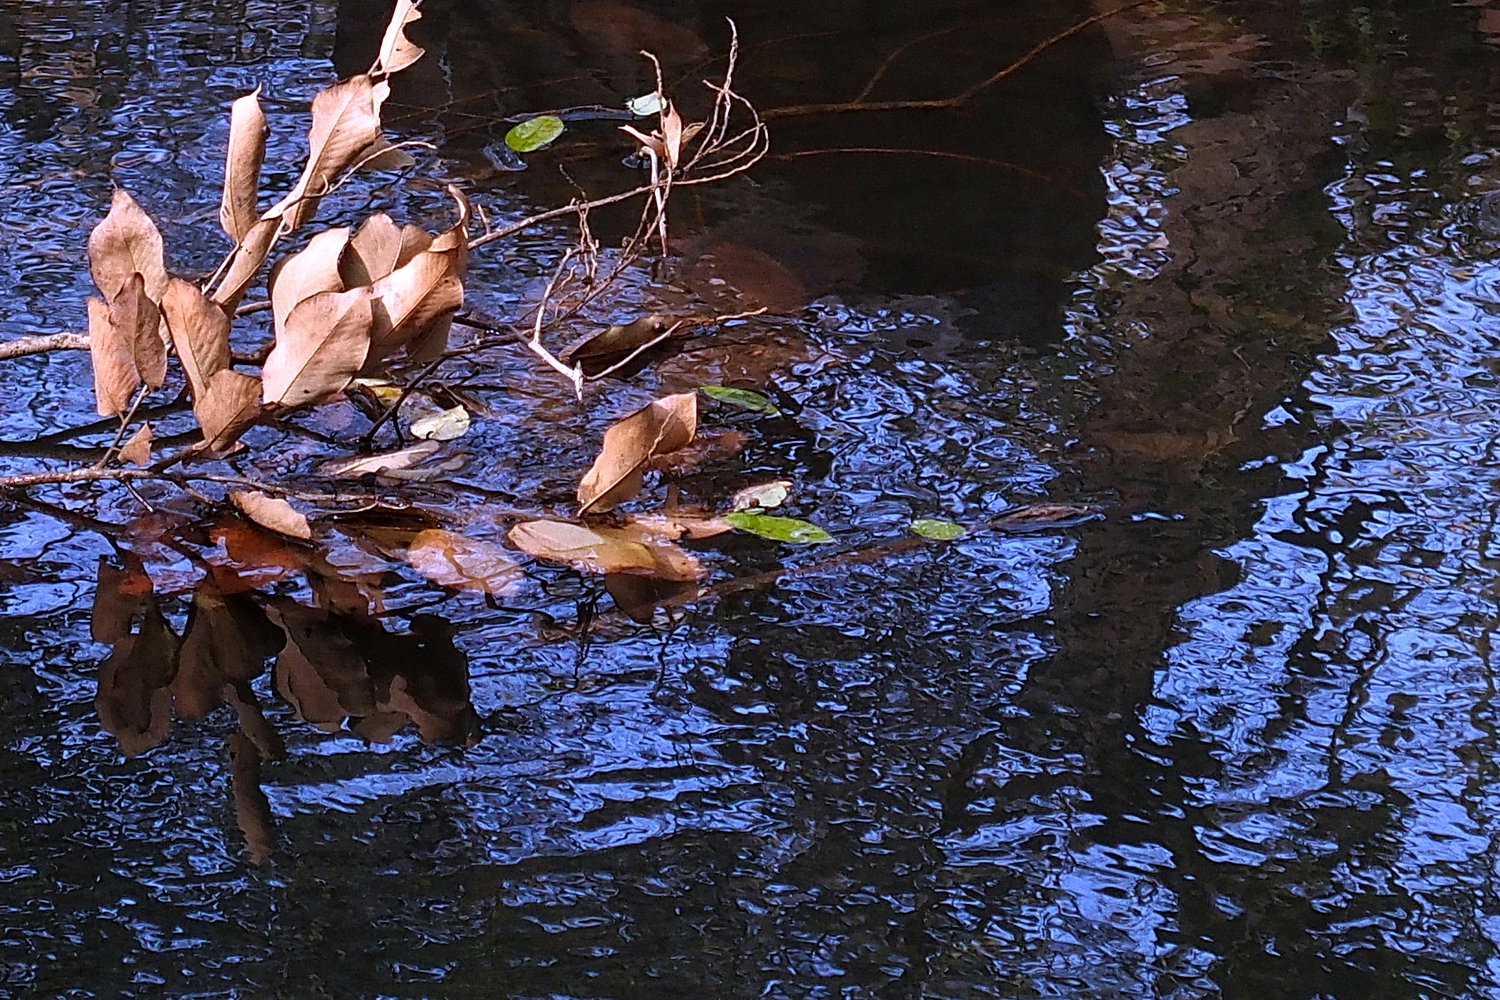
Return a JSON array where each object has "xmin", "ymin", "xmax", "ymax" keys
[
  {"xmin": 700, "ymin": 385, "xmax": 780, "ymax": 416},
  {"xmin": 910, "ymin": 518, "xmax": 967, "ymax": 541},
  {"xmin": 505, "ymin": 115, "xmax": 566, "ymax": 153},
  {"xmin": 724, "ymin": 512, "xmax": 833, "ymax": 544}
]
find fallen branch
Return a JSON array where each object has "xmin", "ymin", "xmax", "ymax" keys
[{"xmin": 0, "ymin": 333, "xmax": 89, "ymax": 360}]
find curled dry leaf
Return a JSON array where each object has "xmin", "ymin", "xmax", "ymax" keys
[
  {"xmin": 577, "ymin": 391, "xmax": 697, "ymax": 514},
  {"xmin": 88, "ymin": 188, "xmax": 168, "ymax": 302},
  {"xmin": 405, "ymin": 529, "xmax": 522, "ymax": 594},
  {"xmin": 372, "ymin": 0, "xmax": 425, "ymax": 77},
  {"xmin": 230, "ymin": 490, "xmax": 313, "ymax": 541},
  {"xmin": 340, "ymin": 212, "xmax": 431, "ymax": 287},
  {"xmin": 262, "ymin": 286, "xmax": 374, "ymax": 409},
  {"xmin": 267, "ymin": 75, "xmax": 388, "ymax": 233},
  {"xmin": 508, "ymin": 519, "xmax": 702, "ymax": 581},
  {"xmin": 221, "ymin": 87, "xmax": 268, "ymax": 243},
  {"xmin": 196, "ymin": 368, "xmax": 264, "ymax": 454},
  {"xmin": 119, "ymin": 423, "xmax": 153, "ymax": 466},
  {"xmin": 162, "ymin": 277, "xmax": 232, "ymax": 402},
  {"xmin": 270, "ymin": 226, "xmax": 350, "ymax": 333},
  {"xmin": 366, "ymin": 187, "xmax": 469, "ymax": 367}
]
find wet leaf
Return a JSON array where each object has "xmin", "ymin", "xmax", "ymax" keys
[
  {"xmin": 196, "ymin": 368, "xmax": 263, "ymax": 454},
  {"xmin": 405, "ymin": 529, "xmax": 522, "ymax": 594},
  {"xmin": 684, "ymin": 243, "xmax": 809, "ymax": 313},
  {"xmin": 269, "ymin": 227, "xmax": 350, "ymax": 334},
  {"xmin": 723, "ymin": 512, "xmax": 834, "ymax": 544},
  {"xmin": 211, "ymin": 216, "xmax": 279, "ymax": 315},
  {"xmin": 649, "ymin": 428, "xmax": 748, "ymax": 477},
  {"xmin": 92, "ymin": 553, "xmax": 151, "ymax": 645},
  {"xmin": 118, "ymin": 423, "xmax": 153, "ymax": 466},
  {"xmin": 88, "ymin": 188, "xmax": 168, "ymax": 303},
  {"xmin": 910, "ymin": 518, "xmax": 967, "ymax": 541},
  {"xmin": 605, "ymin": 574, "xmax": 694, "ymax": 623},
  {"xmin": 409, "ymin": 404, "xmax": 470, "ymax": 441},
  {"xmin": 730, "ymin": 480, "xmax": 792, "ymax": 511},
  {"xmin": 366, "ymin": 188, "xmax": 469, "ymax": 366},
  {"xmin": 700, "ymin": 385, "xmax": 779, "ymax": 415},
  {"xmin": 220, "ymin": 87, "xmax": 268, "ymax": 243},
  {"xmin": 372, "ymin": 0, "xmax": 426, "ymax": 77},
  {"xmin": 210, "ymin": 521, "xmax": 308, "ymax": 591},
  {"xmin": 627, "ymin": 91, "xmax": 665, "ymax": 117},
  {"xmin": 560, "ymin": 314, "xmax": 683, "ymax": 374},
  {"xmin": 230, "ymin": 490, "xmax": 313, "ymax": 541},
  {"xmin": 267, "ymin": 74, "xmax": 388, "ymax": 232},
  {"xmin": 990, "ymin": 503, "xmax": 1104, "ymax": 532},
  {"xmin": 509, "ymin": 520, "xmax": 702, "ymax": 581},
  {"xmin": 627, "ymin": 512, "xmax": 733, "ymax": 540},
  {"xmin": 316, "ymin": 439, "xmax": 442, "ymax": 479},
  {"xmin": 162, "ymin": 277, "xmax": 232, "ymax": 402},
  {"xmin": 340, "ymin": 212, "xmax": 431, "ymax": 287},
  {"xmin": 262, "ymin": 286, "xmax": 374, "ymax": 409},
  {"xmin": 578, "ymin": 391, "xmax": 697, "ymax": 513},
  {"xmin": 505, "ymin": 115, "xmax": 565, "ymax": 153}
]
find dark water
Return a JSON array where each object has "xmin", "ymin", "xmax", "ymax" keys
[{"xmin": 5, "ymin": 0, "xmax": 1500, "ymax": 997}]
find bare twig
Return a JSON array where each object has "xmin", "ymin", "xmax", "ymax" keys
[{"xmin": 0, "ymin": 333, "xmax": 90, "ymax": 360}]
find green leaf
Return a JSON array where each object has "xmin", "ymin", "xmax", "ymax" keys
[
  {"xmin": 910, "ymin": 518, "xmax": 967, "ymax": 541},
  {"xmin": 700, "ymin": 385, "xmax": 779, "ymax": 416},
  {"xmin": 724, "ymin": 512, "xmax": 833, "ymax": 544},
  {"xmin": 627, "ymin": 92, "xmax": 666, "ymax": 117},
  {"xmin": 505, "ymin": 115, "xmax": 565, "ymax": 153}
]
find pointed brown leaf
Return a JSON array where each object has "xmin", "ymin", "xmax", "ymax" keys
[
  {"xmin": 340, "ymin": 212, "xmax": 432, "ymax": 287},
  {"xmin": 119, "ymin": 422, "xmax": 153, "ymax": 466},
  {"xmin": 266, "ymin": 75, "xmax": 387, "ymax": 232},
  {"xmin": 162, "ymin": 277, "xmax": 232, "ymax": 402},
  {"xmin": 577, "ymin": 392, "xmax": 697, "ymax": 513},
  {"xmin": 220, "ymin": 87, "xmax": 268, "ymax": 243},
  {"xmin": 196, "ymin": 368, "xmax": 263, "ymax": 453},
  {"xmin": 269, "ymin": 227, "xmax": 350, "ymax": 334},
  {"xmin": 263, "ymin": 286, "xmax": 373, "ymax": 408},
  {"xmin": 87, "ymin": 189, "xmax": 168, "ymax": 302},
  {"xmin": 230, "ymin": 490, "xmax": 313, "ymax": 540},
  {"xmin": 366, "ymin": 189, "xmax": 468, "ymax": 367},
  {"xmin": 88, "ymin": 296, "xmax": 138, "ymax": 417},
  {"xmin": 109, "ymin": 272, "xmax": 166, "ymax": 390},
  {"xmin": 372, "ymin": 0, "xmax": 426, "ymax": 77},
  {"xmin": 211, "ymin": 217, "xmax": 279, "ymax": 315}
]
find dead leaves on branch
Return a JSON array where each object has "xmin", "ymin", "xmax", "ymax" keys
[{"xmin": 221, "ymin": 88, "xmax": 268, "ymax": 243}]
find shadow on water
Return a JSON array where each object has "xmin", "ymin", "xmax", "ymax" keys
[{"xmin": 7, "ymin": 0, "xmax": 1500, "ymax": 997}]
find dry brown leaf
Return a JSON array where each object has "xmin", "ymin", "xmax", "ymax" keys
[
  {"xmin": 269, "ymin": 227, "xmax": 350, "ymax": 334},
  {"xmin": 196, "ymin": 368, "xmax": 263, "ymax": 453},
  {"xmin": 211, "ymin": 217, "xmax": 279, "ymax": 315},
  {"xmin": 263, "ymin": 286, "xmax": 373, "ymax": 408},
  {"xmin": 221, "ymin": 87, "xmax": 268, "ymax": 243},
  {"xmin": 577, "ymin": 391, "xmax": 697, "ymax": 513},
  {"xmin": 88, "ymin": 296, "xmax": 138, "ymax": 417},
  {"xmin": 230, "ymin": 490, "xmax": 313, "ymax": 540},
  {"xmin": 111, "ymin": 272, "xmax": 166, "ymax": 389},
  {"xmin": 341, "ymin": 212, "xmax": 432, "ymax": 287},
  {"xmin": 119, "ymin": 423, "xmax": 153, "ymax": 466},
  {"xmin": 88, "ymin": 188, "xmax": 168, "ymax": 302},
  {"xmin": 162, "ymin": 277, "xmax": 232, "ymax": 402},
  {"xmin": 267, "ymin": 75, "xmax": 388, "ymax": 232},
  {"xmin": 372, "ymin": 0, "xmax": 426, "ymax": 77},
  {"xmin": 366, "ymin": 188, "xmax": 469, "ymax": 366},
  {"xmin": 508, "ymin": 519, "xmax": 702, "ymax": 581},
  {"xmin": 405, "ymin": 529, "xmax": 522, "ymax": 594}
]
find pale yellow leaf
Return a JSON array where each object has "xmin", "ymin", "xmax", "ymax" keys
[{"xmin": 408, "ymin": 404, "xmax": 469, "ymax": 441}]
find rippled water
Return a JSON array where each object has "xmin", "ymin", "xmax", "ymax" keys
[{"xmin": 9, "ymin": 0, "xmax": 1500, "ymax": 997}]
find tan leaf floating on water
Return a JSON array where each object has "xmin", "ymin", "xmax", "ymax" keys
[
  {"xmin": 340, "ymin": 212, "xmax": 431, "ymax": 287},
  {"xmin": 262, "ymin": 286, "xmax": 374, "ymax": 408},
  {"xmin": 269, "ymin": 226, "xmax": 350, "ymax": 333},
  {"xmin": 405, "ymin": 529, "xmax": 522, "ymax": 594},
  {"xmin": 118, "ymin": 423, "xmax": 153, "ymax": 466},
  {"xmin": 577, "ymin": 391, "xmax": 697, "ymax": 514},
  {"xmin": 730, "ymin": 479, "xmax": 792, "ymax": 512},
  {"xmin": 87, "ymin": 188, "xmax": 169, "ymax": 303},
  {"xmin": 220, "ymin": 87, "xmax": 268, "ymax": 243},
  {"xmin": 626, "ymin": 512, "xmax": 733, "ymax": 540},
  {"xmin": 408, "ymin": 404, "xmax": 470, "ymax": 441},
  {"xmin": 316, "ymin": 439, "xmax": 462, "ymax": 481},
  {"xmin": 509, "ymin": 519, "xmax": 702, "ymax": 581},
  {"xmin": 196, "ymin": 369, "xmax": 264, "ymax": 454},
  {"xmin": 266, "ymin": 74, "xmax": 389, "ymax": 232},
  {"xmin": 230, "ymin": 490, "xmax": 313, "ymax": 541},
  {"xmin": 162, "ymin": 277, "xmax": 232, "ymax": 402}
]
